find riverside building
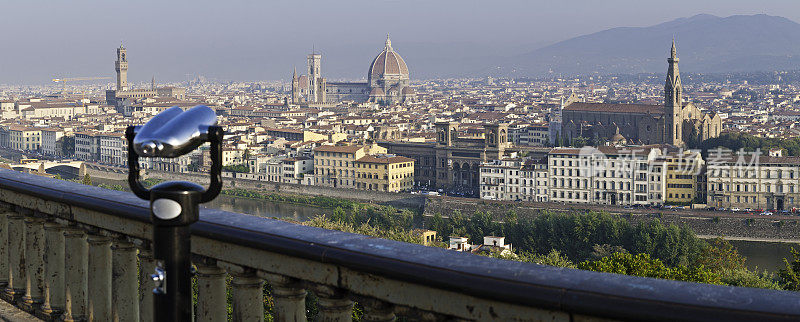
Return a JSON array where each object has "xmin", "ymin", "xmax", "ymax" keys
[{"xmin": 707, "ymin": 149, "xmax": 800, "ymax": 211}]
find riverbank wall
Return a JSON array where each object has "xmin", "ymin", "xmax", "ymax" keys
[{"xmin": 422, "ymin": 197, "xmax": 800, "ymax": 242}]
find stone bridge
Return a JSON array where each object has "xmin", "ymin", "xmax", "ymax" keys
[{"xmin": 9, "ymin": 161, "xmax": 85, "ymax": 179}]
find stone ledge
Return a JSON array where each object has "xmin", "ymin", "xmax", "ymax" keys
[{"xmin": 0, "ymin": 299, "xmax": 40, "ymax": 322}]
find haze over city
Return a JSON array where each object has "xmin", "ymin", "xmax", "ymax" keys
[{"xmin": 3, "ymin": 0, "xmax": 800, "ymax": 84}]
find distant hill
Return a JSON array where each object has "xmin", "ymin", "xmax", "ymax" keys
[{"xmin": 505, "ymin": 14, "xmax": 800, "ymax": 76}]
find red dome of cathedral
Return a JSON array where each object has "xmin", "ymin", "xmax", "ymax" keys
[{"xmin": 368, "ymin": 35, "xmax": 410, "ymax": 81}]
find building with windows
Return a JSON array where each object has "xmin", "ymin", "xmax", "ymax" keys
[
  {"xmin": 381, "ymin": 122, "xmax": 511, "ymax": 196},
  {"xmin": 548, "ymin": 145, "xmax": 667, "ymax": 206},
  {"xmin": 513, "ymin": 124, "xmax": 550, "ymax": 147},
  {"xmin": 707, "ymin": 150, "xmax": 800, "ymax": 211},
  {"xmin": 479, "ymin": 158, "xmax": 523, "ymax": 201},
  {"xmin": 312, "ymin": 144, "xmax": 413, "ymax": 192},
  {"xmin": 281, "ymin": 156, "xmax": 314, "ymax": 185},
  {"xmin": 8, "ymin": 127, "xmax": 41, "ymax": 152},
  {"xmin": 479, "ymin": 157, "xmax": 549, "ymax": 202},
  {"xmin": 663, "ymin": 150, "xmax": 704, "ymax": 204},
  {"xmin": 313, "ymin": 144, "xmax": 387, "ymax": 189},
  {"xmin": 41, "ymin": 129, "xmax": 66, "ymax": 157},
  {"xmin": 99, "ymin": 133, "xmax": 127, "ymax": 166},
  {"xmin": 75, "ymin": 132, "xmax": 101, "ymax": 161},
  {"xmin": 353, "ymin": 154, "xmax": 415, "ymax": 192}
]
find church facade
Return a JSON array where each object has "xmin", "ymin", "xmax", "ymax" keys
[
  {"xmin": 291, "ymin": 35, "xmax": 416, "ymax": 106},
  {"xmin": 561, "ymin": 41, "xmax": 722, "ymax": 147}
]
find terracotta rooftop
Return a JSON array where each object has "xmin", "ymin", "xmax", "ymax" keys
[
  {"xmin": 315, "ymin": 145, "xmax": 363, "ymax": 154},
  {"xmin": 356, "ymin": 155, "xmax": 414, "ymax": 164},
  {"xmin": 564, "ymin": 102, "xmax": 664, "ymax": 115}
]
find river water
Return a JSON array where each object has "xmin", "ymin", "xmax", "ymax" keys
[
  {"xmin": 727, "ymin": 239, "xmax": 798, "ymax": 273},
  {"xmin": 93, "ymin": 177, "xmax": 798, "ymax": 272},
  {"xmin": 203, "ymin": 194, "xmax": 329, "ymax": 222}
]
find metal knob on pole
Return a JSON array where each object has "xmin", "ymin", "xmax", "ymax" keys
[{"xmin": 126, "ymin": 105, "xmax": 224, "ymax": 322}]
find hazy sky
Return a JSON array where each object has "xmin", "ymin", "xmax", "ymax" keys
[{"xmin": 2, "ymin": 0, "xmax": 799, "ymax": 84}]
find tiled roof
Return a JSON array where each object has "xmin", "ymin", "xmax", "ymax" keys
[
  {"xmin": 564, "ymin": 102, "xmax": 664, "ymax": 114},
  {"xmin": 356, "ymin": 155, "xmax": 414, "ymax": 164},
  {"xmin": 315, "ymin": 145, "xmax": 363, "ymax": 153}
]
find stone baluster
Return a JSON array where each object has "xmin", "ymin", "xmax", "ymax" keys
[
  {"xmin": 260, "ymin": 272, "xmax": 307, "ymax": 322},
  {"xmin": 62, "ymin": 227, "xmax": 88, "ymax": 321},
  {"xmin": 196, "ymin": 260, "xmax": 228, "ymax": 322},
  {"xmin": 137, "ymin": 248, "xmax": 156, "ymax": 322},
  {"xmin": 112, "ymin": 240, "xmax": 139, "ymax": 322},
  {"xmin": 40, "ymin": 221, "xmax": 66, "ymax": 318},
  {"xmin": 227, "ymin": 265, "xmax": 264, "ymax": 322},
  {"xmin": 361, "ymin": 298, "xmax": 396, "ymax": 322},
  {"xmin": 4, "ymin": 208, "xmax": 26, "ymax": 301},
  {"xmin": 314, "ymin": 285, "xmax": 354, "ymax": 322},
  {"xmin": 21, "ymin": 215, "xmax": 46, "ymax": 311},
  {"xmin": 87, "ymin": 235, "xmax": 112, "ymax": 321},
  {"xmin": 0, "ymin": 209, "xmax": 10, "ymax": 288}
]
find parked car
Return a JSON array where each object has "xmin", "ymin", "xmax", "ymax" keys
[
  {"xmin": 731, "ymin": 207, "xmax": 741, "ymax": 212},
  {"xmin": 760, "ymin": 211, "xmax": 773, "ymax": 216}
]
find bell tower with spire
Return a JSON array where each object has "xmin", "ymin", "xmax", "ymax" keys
[
  {"xmin": 291, "ymin": 66, "xmax": 300, "ymax": 104},
  {"xmin": 115, "ymin": 44, "xmax": 128, "ymax": 91},
  {"xmin": 307, "ymin": 47, "xmax": 323, "ymax": 103},
  {"xmin": 664, "ymin": 39, "xmax": 683, "ymax": 146}
]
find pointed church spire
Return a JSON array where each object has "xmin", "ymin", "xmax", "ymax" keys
[
  {"xmin": 665, "ymin": 38, "xmax": 683, "ymax": 146},
  {"xmin": 385, "ymin": 34, "xmax": 392, "ymax": 50},
  {"xmin": 292, "ymin": 66, "xmax": 297, "ymax": 80},
  {"xmin": 151, "ymin": 76, "xmax": 155, "ymax": 90},
  {"xmin": 671, "ymin": 37, "xmax": 677, "ymax": 60}
]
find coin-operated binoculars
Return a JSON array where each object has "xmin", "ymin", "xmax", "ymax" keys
[{"xmin": 125, "ymin": 105, "xmax": 224, "ymax": 322}]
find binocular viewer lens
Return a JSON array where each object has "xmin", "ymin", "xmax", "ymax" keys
[{"xmin": 133, "ymin": 105, "xmax": 218, "ymax": 158}]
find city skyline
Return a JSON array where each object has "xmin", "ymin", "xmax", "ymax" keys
[
  {"xmin": 1, "ymin": 2, "xmax": 800, "ymax": 321},
  {"xmin": 2, "ymin": 0, "xmax": 800, "ymax": 84}
]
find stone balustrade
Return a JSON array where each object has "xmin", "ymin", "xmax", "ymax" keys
[{"xmin": 0, "ymin": 169, "xmax": 799, "ymax": 321}]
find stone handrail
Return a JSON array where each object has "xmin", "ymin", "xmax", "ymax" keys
[{"xmin": 0, "ymin": 168, "xmax": 798, "ymax": 321}]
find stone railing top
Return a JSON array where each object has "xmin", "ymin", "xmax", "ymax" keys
[{"xmin": 0, "ymin": 168, "xmax": 799, "ymax": 321}]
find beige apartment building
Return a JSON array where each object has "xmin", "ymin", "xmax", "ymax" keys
[
  {"xmin": 9, "ymin": 126, "xmax": 42, "ymax": 152},
  {"xmin": 353, "ymin": 154, "xmax": 415, "ymax": 192},
  {"xmin": 313, "ymin": 144, "xmax": 413, "ymax": 192},
  {"xmin": 707, "ymin": 150, "xmax": 800, "ymax": 211},
  {"xmin": 663, "ymin": 150, "xmax": 704, "ymax": 204}
]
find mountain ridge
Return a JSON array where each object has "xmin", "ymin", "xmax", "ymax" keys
[{"xmin": 504, "ymin": 14, "xmax": 800, "ymax": 77}]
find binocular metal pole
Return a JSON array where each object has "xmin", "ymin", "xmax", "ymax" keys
[
  {"xmin": 151, "ymin": 187, "xmax": 201, "ymax": 322},
  {"xmin": 126, "ymin": 126, "xmax": 224, "ymax": 322}
]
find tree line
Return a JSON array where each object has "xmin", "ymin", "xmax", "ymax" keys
[{"xmin": 696, "ymin": 131, "xmax": 800, "ymax": 156}]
